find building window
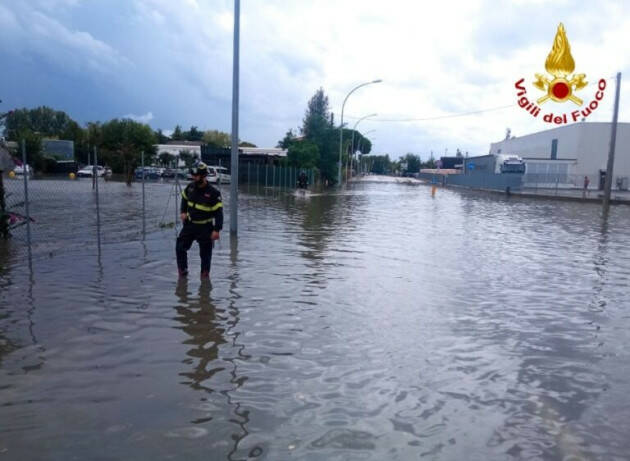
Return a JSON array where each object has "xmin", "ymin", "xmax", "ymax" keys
[{"xmin": 551, "ymin": 139, "xmax": 558, "ymax": 159}]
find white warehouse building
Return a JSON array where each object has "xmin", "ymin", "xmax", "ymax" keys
[{"xmin": 489, "ymin": 122, "xmax": 630, "ymax": 190}]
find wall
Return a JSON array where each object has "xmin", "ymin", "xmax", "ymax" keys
[
  {"xmin": 418, "ymin": 172, "xmax": 523, "ymax": 191},
  {"xmin": 489, "ymin": 122, "xmax": 630, "ymax": 179}
]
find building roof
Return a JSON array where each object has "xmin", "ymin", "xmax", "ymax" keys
[
  {"xmin": 240, "ymin": 147, "xmax": 287, "ymax": 157},
  {"xmin": 166, "ymin": 140, "xmax": 204, "ymax": 146},
  {"xmin": 492, "ymin": 121, "xmax": 630, "ymax": 145}
]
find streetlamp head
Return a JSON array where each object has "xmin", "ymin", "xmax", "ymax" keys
[{"xmin": 372, "ymin": 79, "xmax": 383, "ymax": 83}]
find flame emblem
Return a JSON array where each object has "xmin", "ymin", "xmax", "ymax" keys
[{"xmin": 533, "ymin": 23, "xmax": 587, "ymax": 105}]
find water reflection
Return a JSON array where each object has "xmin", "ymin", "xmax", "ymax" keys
[
  {"xmin": 590, "ymin": 212, "xmax": 610, "ymax": 313},
  {"xmin": 171, "ymin": 236, "xmax": 253, "ymax": 459},
  {"xmin": 294, "ymin": 194, "xmax": 338, "ymax": 262},
  {"xmin": 225, "ymin": 233, "xmax": 254, "ymax": 461},
  {"xmin": 2, "ymin": 182, "xmax": 630, "ymax": 460},
  {"xmin": 174, "ymin": 278, "xmax": 225, "ymax": 393}
]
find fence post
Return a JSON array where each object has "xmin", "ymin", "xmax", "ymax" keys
[
  {"xmin": 94, "ymin": 147, "xmax": 101, "ymax": 250},
  {"xmin": 265, "ymin": 164, "xmax": 268, "ymax": 190},
  {"xmin": 175, "ymin": 166, "xmax": 180, "ymax": 239},
  {"xmin": 21, "ymin": 140, "xmax": 32, "ymax": 255},
  {"xmin": 141, "ymin": 151, "xmax": 146, "ymax": 239},
  {"xmin": 0, "ymin": 171, "xmax": 6, "ymax": 239}
]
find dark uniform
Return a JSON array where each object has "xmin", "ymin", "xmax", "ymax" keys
[
  {"xmin": 297, "ymin": 171, "xmax": 308, "ymax": 189},
  {"xmin": 176, "ymin": 181, "xmax": 223, "ymax": 276}
]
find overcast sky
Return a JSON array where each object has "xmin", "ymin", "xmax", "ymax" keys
[{"xmin": 1, "ymin": 0, "xmax": 629, "ymax": 159}]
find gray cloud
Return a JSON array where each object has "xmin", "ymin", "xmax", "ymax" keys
[
  {"xmin": 123, "ymin": 111, "xmax": 154, "ymax": 123},
  {"xmin": 2, "ymin": 0, "xmax": 629, "ymax": 157}
]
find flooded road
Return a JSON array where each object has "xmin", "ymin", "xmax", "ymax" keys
[{"xmin": 1, "ymin": 181, "xmax": 630, "ymax": 460}]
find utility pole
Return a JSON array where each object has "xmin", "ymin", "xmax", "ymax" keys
[
  {"xmin": 603, "ymin": 72, "xmax": 621, "ymax": 210},
  {"xmin": 230, "ymin": 0, "xmax": 240, "ymax": 235}
]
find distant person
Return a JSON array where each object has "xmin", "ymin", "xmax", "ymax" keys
[
  {"xmin": 583, "ymin": 175, "xmax": 590, "ymax": 198},
  {"xmin": 297, "ymin": 171, "xmax": 308, "ymax": 189},
  {"xmin": 176, "ymin": 163, "xmax": 223, "ymax": 279}
]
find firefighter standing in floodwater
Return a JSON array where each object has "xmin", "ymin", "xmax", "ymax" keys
[
  {"xmin": 297, "ymin": 171, "xmax": 308, "ymax": 189},
  {"xmin": 176, "ymin": 163, "xmax": 223, "ymax": 279}
]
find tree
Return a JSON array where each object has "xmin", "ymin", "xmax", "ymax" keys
[
  {"xmin": 287, "ymin": 141, "xmax": 319, "ymax": 169},
  {"xmin": 76, "ymin": 122, "xmax": 103, "ymax": 165},
  {"xmin": 302, "ymin": 88, "xmax": 330, "ymax": 141},
  {"xmin": 21, "ymin": 131, "xmax": 44, "ymax": 172},
  {"xmin": 354, "ymin": 132, "xmax": 372, "ymax": 155},
  {"xmin": 202, "ymin": 130, "xmax": 231, "ymax": 147},
  {"xmin": 277, "ymin": 129, "xmax": 297, "ymax": 149},
  {"xmin": 185, "ymin": 126, "xmax": 203, "ymax": 141},
  {"xmin": 301, "ymin": 88, "xmax": 338, "ymax": 185},
  {"xmin": 101, "ymin": 119, "xmax": 157, "ymax": 185},
  {"xmin": 158, "ymin": 152, "xmax": 175, "ymax": 167},
  {"xmin": 155, "ymin": 129, "xmax": 170, "ymax": 144},
  {"xmin": 239, "ymin": 141, "xmax": 257, "ymax": 147},
  {"xmin": 422, "ymin": 152, "xmax": 437, "ymax": 169},
  {"xmin": 3, "ymin": 106, "xmax": 76, "ymax": 140},
  {"xmin": 178, "ymin": 150, "xmax": 196, "ymax": 168},
  {"xmin": 172, "ymin": 125, "xmax": 184, "ymax": 141},
  {"xmin": 3, "ymin": 106, "xmax": 87, "ymax": 171},
  {"xmin": 368, "ymin": 155, "xmax": 391, "ymax": 174},
  {"xmin": 402, "ymin": 153, "xmax": 421, "ymax": 174},
  {"xmin": 319, "ymin": 128, "xmax": 339, "ymax": 185}
]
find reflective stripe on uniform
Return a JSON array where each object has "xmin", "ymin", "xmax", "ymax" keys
[
  {"xmin": 182, "ymin": 189, "xmax": 188, "ymax": 200},
  {"xmin": 186, "ymin": 201, "xmax": 223, "ymax": 212},
  {"xmin": 188, "ymin": 216, "xmax": 215, "ymax": 225}
]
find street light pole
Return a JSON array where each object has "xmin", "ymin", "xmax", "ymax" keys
[
  {"xmin": 603, "ymin": 72, "xmax": 621, "ymax": 211},
  {"xmin": 338, "ymin": 79, "xmax": 382, "ymax": 185},
  {"xmin": 349, "ymin": 113, "xmax": 377, "ymax": 180},
  {"xmin": 358, "ymin": 130, "xmax": 375, "ymax": 174},
  {"xmin": 230, "ymin": 0, "xmax": 240, "ymax": 235}
]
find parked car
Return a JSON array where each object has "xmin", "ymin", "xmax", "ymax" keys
[
  {"xmin": 161, "ymin": 168, "xmax": 176, "ymax": 179},
  {"xmin": 207, "ymin": 166, "xmax": 231, "ymax": 184},
  {"xmin": 77, "ymin": 165, "xmax": 106, "ymax": 177},
  {"xmin": 13, "ymin": 164, "xmax": 32, "ymax": 175},
  {"xmin": 162, "ymin": 168, "xmax": 187, "ymax": 179},
  {"xmin": 134, "ymin": 167, "xmax": 160, "ymax": 180}
]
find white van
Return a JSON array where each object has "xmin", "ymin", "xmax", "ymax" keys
[{"xmin": 207, "ymin": 166, "xmax": 231, "ymax": 184}]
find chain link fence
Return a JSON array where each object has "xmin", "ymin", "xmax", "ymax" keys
[
  {"xmin": 523, "ymin": 173, "xmax": 630, "ymax": 192},
  {"xmin": 1, "ymin": 162, "xmax": 317, "ymax": 264}
]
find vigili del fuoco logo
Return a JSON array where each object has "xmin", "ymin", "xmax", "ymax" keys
[{"xmin": 514, "ymin": 23, "xmax": 606, "ymax": 125}]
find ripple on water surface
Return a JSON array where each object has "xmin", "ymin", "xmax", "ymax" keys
[{"xmin": 1, "ymin": 183, "xmax": 630, "ymax": 460}]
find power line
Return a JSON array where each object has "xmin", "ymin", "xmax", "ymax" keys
[
  {"xmin": 345, "ymin": 77, "xmax": 618, "ymax": 123},
  {"xmin": 346, "ymin": 104, "xmax": 514, "ymax": 123}
]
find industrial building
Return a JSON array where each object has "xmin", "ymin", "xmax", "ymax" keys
[{"xmin": 489, "ymin": 122, "xmax": 630, "ymax": 190}]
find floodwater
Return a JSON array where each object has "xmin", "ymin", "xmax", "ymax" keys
[{"xmin": 1, "ymin": 180, "xmax": 630, "ymax": 460}]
